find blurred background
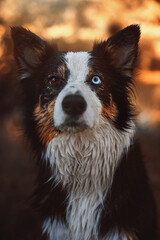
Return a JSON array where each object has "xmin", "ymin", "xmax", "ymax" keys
[{"xmin": 0, "ymin": 0, "xmax": 160, "ymax": 239}]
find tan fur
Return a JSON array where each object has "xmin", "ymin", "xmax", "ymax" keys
[
  {"xmin": 102, "ymin": 96, "xmax": 118, "ymax": 122},
  {"xmin": 58, "ymin": 65, "xmax": 66, "ymax": 77},
  {"xmin": 88, "ymin": 66, "xmax": 94, "ymax": 76},
  {"xmin": 34, "ymin": 99, "xmax": 59, "ymax": 145}
]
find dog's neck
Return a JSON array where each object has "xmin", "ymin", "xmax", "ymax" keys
[{"xmin": 46, "ymin": 117, "xmax": 135, "ymax": 193}]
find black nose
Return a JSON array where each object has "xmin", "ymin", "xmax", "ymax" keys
[{"xmin": 62, "ymin": 94, "xmax": 87, "ymax": 116}]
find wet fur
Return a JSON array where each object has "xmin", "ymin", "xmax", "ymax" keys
[{"xmin": 11, "ymin": 25, "xmax": 157, "ymax": 240}]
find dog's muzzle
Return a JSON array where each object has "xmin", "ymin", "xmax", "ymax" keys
[{"xmin": 61, "ymin": 94, "xmax": 87, "ymax": 129}]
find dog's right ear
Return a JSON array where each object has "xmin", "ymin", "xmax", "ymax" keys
[{"xmin": 11, "ymin": 26, "xmax": 56, "ymax": 79}]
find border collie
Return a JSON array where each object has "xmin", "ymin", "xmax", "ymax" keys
[{"xmin": 11, "ymin": 25, "xmax": 157, "ymax": 240}]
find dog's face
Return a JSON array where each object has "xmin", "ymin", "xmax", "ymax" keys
[
  {"xmin": 46, "ymin": 51, "xmax": 102, "ymax": 131},
  {"xmin": 11, "ymin": 25, "xmax": 140, "ymax": 145}
]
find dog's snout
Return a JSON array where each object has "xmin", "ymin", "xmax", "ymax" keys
[{"xmin": 62, "ymin": 94, "xmax": 87, "ymax": 116}]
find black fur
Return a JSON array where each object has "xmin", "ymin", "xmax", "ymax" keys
[
  {"xmin": 12, "ymin": 27, "xmax": 69, "ymax": 228},
  {"xmin": 99, "ymin": 140, "xmax": 157, "ymax": 239},
  {"xmin": 11, "ymin": 25, "xmax": 157, "ymax": 240},
  {"xmin": 91, "ymin": 25, "xmax": 140, "ymax": 130}
]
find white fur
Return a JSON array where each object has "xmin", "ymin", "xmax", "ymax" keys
[
  {"xmin": 42, "ymin": 218, "xmax": 69, "ymax": 240},
  {"xmin": 65, "ymin": 51, "xmax": 90, "ymax": 83},
  {"xmin": 44, "ymin": 117, "xmax": 135, "ymax": 240},
  {"xmin": 42, "ymin": 218, "xmax": 136, "ymax": 240},
  {"xmin": 53, "ymin": 51, "xmax": 102, "ymax": 131},
  {"xmin": 20, "ymin": 72, "xmax": 31, "ymax": 80},
  {"xmin": 42, "ymin": 216, "xmax": 137, "ymax": 240}
]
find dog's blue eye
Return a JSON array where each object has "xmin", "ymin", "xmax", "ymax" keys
[{"xmin": 91, "ymin": 76, "xmax": 101, "ymax": 86}]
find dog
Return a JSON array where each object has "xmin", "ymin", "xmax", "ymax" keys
[{"xmin": 11, "ymin": 25, "xmax": 157, "ymax": 240}]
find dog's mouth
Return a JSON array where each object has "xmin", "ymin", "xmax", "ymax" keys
[{"xmin": 57, "ymin": 119, "xmax": 88, "ymax": 132}]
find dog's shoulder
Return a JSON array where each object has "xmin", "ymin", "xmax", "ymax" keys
[{"xmin": 99, "ymin": 139, "xmax": 157, "ymax": 239}]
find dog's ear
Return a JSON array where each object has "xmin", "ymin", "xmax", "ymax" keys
[
  {"xmin": 93, "ymin": 25, "xmax": 140, "ymax": 77},
  {"xmin": 11, "ymin": 26, "xmax": 56, "ymax": 79}
]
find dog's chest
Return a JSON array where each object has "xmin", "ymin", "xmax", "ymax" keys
[
  {"xmin": 46, "ymin": 131, "xmax": 109, "ymax": 239},
  {"xmin": 45, "ymin": 120, "xmax": 134, "ymax": 239},
  {"xmin": 46, "ymin": 121, "xmax": 125, "ymax": 193}
]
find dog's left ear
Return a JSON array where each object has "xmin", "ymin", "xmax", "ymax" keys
[
  {"xmin": 93, "ymin": 25, "xmax": 140, "ymax": 77},
  {"xmin": 11, "ymin": 26, "xmax": 56, "ymax": 79}
]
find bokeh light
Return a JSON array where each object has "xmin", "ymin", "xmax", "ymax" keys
[{"xmin": 0, "ymin": 1, "xmax": 160, "ymax": 239}]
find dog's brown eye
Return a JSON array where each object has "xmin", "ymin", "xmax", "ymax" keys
[{"xmin": 48, "ymin": 76, "xmax": 57, "ymax": 86}]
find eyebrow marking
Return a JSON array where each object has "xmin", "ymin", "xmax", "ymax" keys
[
  {"xmin": 88, "ymin": 66, "xmax": 94, "ymax": 76},
  {"xmin": 58, "ymin": 65, "xmax": 66, "ymax": 77}
]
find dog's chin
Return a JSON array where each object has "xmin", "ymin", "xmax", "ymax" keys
[{"xmin": 57, "ymin": 120, "xmax": 89, "ymax": 133}]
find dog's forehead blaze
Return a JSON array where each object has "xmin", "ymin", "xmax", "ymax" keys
[
  {"xmin": 64, "ymin": 51, "xmax": 91, "ymax": 83},
  {"xmin": 34, "ymin": 99, "xmax": 58, "ymax": 146}
]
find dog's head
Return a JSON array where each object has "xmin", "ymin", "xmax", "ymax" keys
[{"xmin": 11, "ymin": 25, "xmax": 140, "ymax": 145}]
